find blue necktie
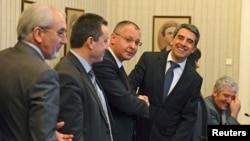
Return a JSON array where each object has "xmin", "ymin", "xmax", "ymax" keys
[{"xmin": 163, "ymin": 61, "xmax": 179, "ymax": 100}]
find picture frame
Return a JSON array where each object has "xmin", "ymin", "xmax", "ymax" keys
[
  {"xmin": 152, "ymin": 16, "xmax": 191, "ymax": 52},
  {"xmin": 65, "ymin": 7, "xmax": 85, "ymax": 55},
  {"xmin": 21, "ymin": 0, "xmax": 34, "ymax": 12}
]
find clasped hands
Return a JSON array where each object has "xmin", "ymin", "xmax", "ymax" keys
[
  {"xmin": 138, "ymin": 95, "xmax": 150, "ymax": 106},
  {"xmin": 56, "ymin": 121, "xmax": 74, "ymax": 141}
]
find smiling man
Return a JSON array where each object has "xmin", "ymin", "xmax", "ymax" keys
[
  {"xmin": 129, "ymin": 23, "xmax": 203, "ymax": 141},
  {"xmin": 204, "ymin": 75, "xmax": 241, "ymax": 125}
]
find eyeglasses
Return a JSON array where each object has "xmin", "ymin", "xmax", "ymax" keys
[
  {"xmin": 114, "ymin": 33, "xmax": 142, "ymax": 46},
  {"xmin": 39, "ymin": 27, "xmax": 67, "ymax": 39}
]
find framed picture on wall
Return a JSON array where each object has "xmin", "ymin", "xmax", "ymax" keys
[
  {"xmin": 152, "ymin": 16, "xmax": 191, "ymax": 52},
  {"xmin": 21, "ymin": 0, "xmax": 34, "ymax": 12},
  {"xmin": 65, "ymin": 7, "xmax": 85, "ymax": 55}
]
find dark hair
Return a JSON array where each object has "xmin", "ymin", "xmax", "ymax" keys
[
  {"xmin": 173, "ymin": 23, "xmax": 200, "ymax": 46},
  {"xmin": 188, "ymin": 48, "xmax": 201, "ymax": 69},
  {"xmin": 70, "ymin": 13, "xmax": 108, "ymax": 48}
]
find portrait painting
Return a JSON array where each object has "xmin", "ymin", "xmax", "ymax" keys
[
  {"xmin": 21, "ymin": 0, "xmax": 34, "ymax": 12},
  {"xmin": 152, "ymin": 16, "xmax": 191, "ymax": 52},
  {"xmin": 65, "ymin": 7, "xmax": 85, "ymax": 55}
]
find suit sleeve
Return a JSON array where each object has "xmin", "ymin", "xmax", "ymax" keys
[
  {"xmin": 128, "ymin": 52, "xmax": 147, "ymax": 93},
  {"xmin": 170, "ymin": 77, "xmax": 202, "ymax": 141},
  {"xmin": 225, "ymin": 116, "xmax": 240, "ymax": 125},
  {"xmin": 205, "ymin": 97, "xmax": 240, "ymax": 125},
  {"xmin": 93, "ymin": 59, "xmax": 149, "ymax": 118},
  {"xmin": 56, "ymin": 70, "xmax": 84, "ymax": 141},
  {"xmin": 28, "ymin": 69, "xmax": 59, "ymax": 141}
]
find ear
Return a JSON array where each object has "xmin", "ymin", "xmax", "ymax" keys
[
  {"xmin": 86, "ymin": 36, "xmax": 94, "ymax": 49},
  {"xmin": 192, "ymin": 46, "xmax": 197, "ymax": 53},
  {"xmin": 212, "ymin": 88, "xmax": 217, "ymax": 97},
  {"xmin": 109, "ymin": 33, "xmax": 116, "ymax": 45},
  {"xmin": 33, "ymin": 26, "xmax": 43, "ymax": 43}
]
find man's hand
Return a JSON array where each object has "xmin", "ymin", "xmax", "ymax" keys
[
  {"xmin": 138, "ymin": 95, "xmax": 150, "ymax": 106},
  {"xmin": 56, "ymin": 121, "xmax": 74, "ymax": 141},
  {"xmin": 230, "ymin": 97, "xmax": 241, "ymax": 119}
]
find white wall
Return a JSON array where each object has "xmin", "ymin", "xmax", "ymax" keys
[{"xmin": 238, "ymin": 0, "xmax": 250, "ymax": 124}]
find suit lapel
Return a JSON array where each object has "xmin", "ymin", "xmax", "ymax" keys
[
  {"xmin": 164, "ymin": 59, "xmax": 197, "ymax": 102},
  {"xmin": 15, "ymin": 41, "xmax": 45, "ymax": 61},
  {"xmin": 66, "ymin": 53, "xmax": 109, "ymax": 122},
  {"xmin": 156, "ymin": 51, "xmax": 170, "ymax": 102},
  {"xmin": 106, "ymin": 51, "xmax": 131, "ymax": 92}
]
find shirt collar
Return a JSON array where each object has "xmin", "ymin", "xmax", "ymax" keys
[
  {"xmin": 108, "ymin": 47, "xmax": 123, "ymax": 68},
  {"xmin": 70, "ymin": 49, "xmax": 92, "ymax": 73},
  {"xmin": 167, "ymin": 51, "xmax": 186, "ymax": 70}
]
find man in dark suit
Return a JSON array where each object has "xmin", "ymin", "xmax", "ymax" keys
[
  {"xmin": 55, "ymin": 13, "xmax": 114, "ymax": 141},
  {"xmin": 188, "ymin": 49, "xmax": 208, "ymax": 141},
  {"xmin": 93, "ymin": 21, "xmax": 150, "ymax": 141},
  {"xmin": 0, "ymin": 2, "xmax": 72, "ymax": 141},
  {"xmin": 129, "ymin": 23, "xmax": 203, "ymax": 141}
]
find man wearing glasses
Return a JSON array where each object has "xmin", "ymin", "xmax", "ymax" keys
[
  {"xmin": 0, "ymin": 2, "xmax": 72, "ymax": 141},
  {"xmin": 93, "ymin": 20, "xmax": 150, "ymax": 141}
]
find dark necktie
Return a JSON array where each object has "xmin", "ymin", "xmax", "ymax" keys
[
  {"xmin": 120, "ymin": 66, "xmax": 131, "ymax": 92},
  {"xmin": 163, "ymin": 61, "xmax": 179, "ymax": 100},
  {"xmin": 88, "ymin": 69, "xmax": 113, "ymax": 141}
]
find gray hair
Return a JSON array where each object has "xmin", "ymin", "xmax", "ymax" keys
[
  {"xmin": 173, "ymin": 23, "xmax": 200, "ymax": 46},
  {"xmin": 17, "ymin": 2, "xmax": 65, "ymax": 41},
  {"xmin": 214, "ymin": 75, "xmax": 239, "ymax": 93}
]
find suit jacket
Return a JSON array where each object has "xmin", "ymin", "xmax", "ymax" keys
[
  {"xmin": 0, "ymin": 41, "xmax": 59, "ymax": 141},
  {"xmin": 93, "ymin": 50, "xmax": 149, "ymax": 141},
  {"xmin": 191, "ymin": 94, "xmax": 208, "ymax": 141},
  {"xmin": 54, "ymin": 52, "xmax": 114, "ymax": 141},
  {"xmin": 204, "ymin": 96, "xmax": 240, "ymax": 125},
  {"xmin": 129, "ymin": 51, "xmax": 203, "ymax": 141}
]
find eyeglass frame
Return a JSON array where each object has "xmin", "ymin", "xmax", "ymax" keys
[
  {"xmin": 39, "ymin": 26, "xmax": 67, "ymax": 39},
  {"xmin": 114, "ymin": 33, "xmax": 142, "ymax": 46}
]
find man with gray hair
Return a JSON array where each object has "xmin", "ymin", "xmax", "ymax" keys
[
  {"xmin": 0, "ymin": 2, "xmax": 72, "ymax": 141},
  {"xmin": 204, "ymin": 75, "xmax": 241, "ymax": 125}
]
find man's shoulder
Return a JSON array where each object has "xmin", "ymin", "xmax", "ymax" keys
[
  {"xmin": 204, "ymin": 96, "xmax": 217, "ymax": 111},
  {"xmin": 204, "ymin": 96, "xmax": 212, "ymax": 103},
  {"xmin": 142, "ymin": 51, "xmax": 165, "ymax": 55},
  {"xmin": 139, "ymin": 51, "xmax": 167, "ymax": 60}
]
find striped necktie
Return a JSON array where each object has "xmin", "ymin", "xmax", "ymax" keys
[{"xmin": 88, "ymin": 69, "xmax": 113, "ymax": 141}]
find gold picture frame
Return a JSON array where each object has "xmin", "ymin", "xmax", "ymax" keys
[
  {"xmin": 152, "ymin": 16, "xmax": 191, "ymax": 52},
  {"xmin": 65, "ymin": 7, "xmax": 85, "ymax": 55},
  {"xmin": 21, "ymin": 0, "xmax": 34, "ymax": 12}
]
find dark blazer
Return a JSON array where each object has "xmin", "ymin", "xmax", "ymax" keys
[
  {"xmin": 191, "ymin": 94, "xmax": 208, "ymax": 141},
  {"xmin": 54, "ymin": 52, "xmax": 114, "ymax": 141},
  {"xmin": 204, "ymin": 96, "xmax": 240, "ymax": 125},
  {"xmin": 0, "ymin": 41, "xmax": 59, "ymax": 141},
  {"xmin": 93, "ymin": 50, "xmax": 149, "ymax": 141},
  {"xmin": 129, "ymin": 51, "xmax": 203, "ymax": 141}
]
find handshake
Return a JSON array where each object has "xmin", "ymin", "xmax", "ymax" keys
[{"xmin": 138, "ymin": 95, "xmax": 150, "ymax": 106}]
